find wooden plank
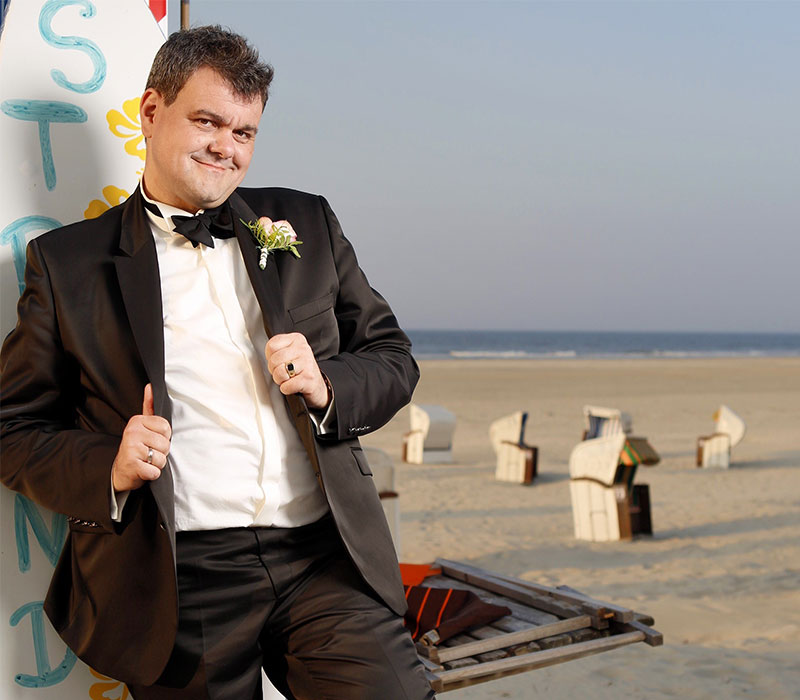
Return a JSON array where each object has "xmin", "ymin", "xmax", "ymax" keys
[
  {"xmin": 435, "ymin": 563, "xmax": 583, "ymax": 619},
  {"xmin": 610, "ymin": 619, "xmax": 664, "ymax": 647},
  {"xmin": 424, "ymin": 669, "xmax": 443, "ymax": 693},
  {"xmin": 417, "ymin": 655, "xmax": 443, "ymax": 672},
  {"xmin": 435, "ymin": 560, "xmax": 607, "ymax": 628},
  {"xmin": 536, "ymin": 633, "xmax": 572, "ymax": 650},
  {"xmin": 568, "ymin": 627, "xmax": 604, "ymax": 644},
  {"xmin": 442, "ymin": 656, "xmax": 480, "ymax": 670},
  {"xmin": 555, "ymin": 584, "xmax": 635, "ymax": 623},
  {"xmin": 423, "ymin": 575, "xmax": 562, "ymax": 626},
  {"xmin": 438, "ymin": 559, "xmax": 629, "ymax": 623},
  {"xmin": 434, "ymin": 631, "xmax": 645, "ymax": 688},
  {"xmin": 474, "ymin": 649, "xmax": 509, "ymax": 664},
  {"xmin": 427, "ymin": 615, "xmax": 592, "ymax": 664}
]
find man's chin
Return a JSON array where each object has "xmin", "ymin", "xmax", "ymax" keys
[{"xmin": 190, "ymin": 186, "xmax": 239, "ymax": 211}]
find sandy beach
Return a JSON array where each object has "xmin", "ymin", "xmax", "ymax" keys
[{"xmin": 361, "ymin": 357, "xmax": 800, "ymax": 699}]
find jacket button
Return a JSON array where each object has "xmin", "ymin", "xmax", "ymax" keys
[{"xmin": 159, "ymin": 522, "xmax": 167, "ymax": 531}]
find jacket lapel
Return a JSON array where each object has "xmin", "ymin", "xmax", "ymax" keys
[
  {"xmin": 228, "ymin": 192, "xmax": 314, "ymax": 450},
  {"xmin": 113, "ymin": 188, "xmax": 175, "ymax": 542},
  {"xmin": 229, "ymin": 191, "xmax": 293, "ymax": 337}
]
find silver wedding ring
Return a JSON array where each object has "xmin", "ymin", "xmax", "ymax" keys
[
  {"xmin": 286, "ymin": 362, "xmax": 297, "ymax": 378},
  {"xmin": 146, "ymin": 447, "xmax": 154, "ymax": 464}
]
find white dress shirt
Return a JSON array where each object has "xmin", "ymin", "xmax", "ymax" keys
[{"xmin": 113, "ymin": 188, "xmax": 330, "ymax": 530}]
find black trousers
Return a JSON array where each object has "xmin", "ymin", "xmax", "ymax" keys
[{"xmin": 129, "ymin": 515, "xmax": 433, "ymax": 700}]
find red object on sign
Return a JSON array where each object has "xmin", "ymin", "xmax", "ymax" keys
[{"xmin": 149, "ymin": 0, "xmax": 166, "ymax": 22}]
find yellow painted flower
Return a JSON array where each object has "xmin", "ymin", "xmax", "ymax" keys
[
  {"xmin": 85, "ymin": 185, "xmax": 130, "ymax": 219},
  {"xmin": 107, "ymin": 97, "xmax": 146, "ymax": 161},
  {"xmin": 89, "ymin": 668, "xmax": 130, "ymax": 700}
]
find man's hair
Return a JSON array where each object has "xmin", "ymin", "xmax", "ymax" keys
[{"xmin": 146, "ymin": 26, "xmax": 274, "ymax": 108}]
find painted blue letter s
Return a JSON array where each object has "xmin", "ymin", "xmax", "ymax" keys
[{"xmin": 39, "ymin": 0, "xmax": 106, "ymax": 94}]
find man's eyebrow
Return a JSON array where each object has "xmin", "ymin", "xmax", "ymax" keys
[{"xmin": 189, "ymin": 109, "xmax": 259, "ymax": 134}]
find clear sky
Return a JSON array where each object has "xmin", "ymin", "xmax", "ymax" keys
[{"xmin": 182, "ymin": 1, "xmax": 799, "ymax": 333}]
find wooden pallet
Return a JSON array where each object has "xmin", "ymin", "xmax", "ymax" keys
[{"xmin": 418, "ymin": 559, "xmax": 662, "ymax": 693}]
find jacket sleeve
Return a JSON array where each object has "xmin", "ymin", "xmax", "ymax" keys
[
  {"xmin": 315, "ymin": 196, "xmax": 420, "ymax": 441},
  {"xmin": 0, "ymin": 238, "xmax": 119, "ymax": 531}
]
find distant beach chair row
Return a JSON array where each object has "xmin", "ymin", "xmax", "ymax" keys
[{"xmin": 397, "ymin": 402, "xmax": 746, "ymax": 544}]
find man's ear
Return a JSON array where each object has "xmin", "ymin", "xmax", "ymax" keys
[{"xmin": 139, "ymin": 88, "xmax": 160, "ymax": 138}]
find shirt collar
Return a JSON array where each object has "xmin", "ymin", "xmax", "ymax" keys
[{"xmin": 139, "ymin": 181, "xmax": 204, "ymax": 235}]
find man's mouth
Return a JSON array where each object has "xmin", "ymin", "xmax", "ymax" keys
[{"xmin": 192, "ymin": 157, "xmax": 231, "ymax": 172}]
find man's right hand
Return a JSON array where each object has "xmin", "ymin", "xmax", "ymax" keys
[{"xmin": 111, "ymin": 384, "xmax": 172, "ymax": 493}]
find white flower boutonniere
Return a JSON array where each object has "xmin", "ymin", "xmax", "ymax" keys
[{"xmin": 242, "ymin": 216, "xmax": 302, "ymax": 269}]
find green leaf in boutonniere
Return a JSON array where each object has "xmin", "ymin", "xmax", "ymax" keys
[{"xmin": 242, "ymin": 216, "xmax": 303, "ymax": 269}]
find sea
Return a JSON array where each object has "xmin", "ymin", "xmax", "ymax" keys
[{"xmin": 407, "ymin": 330, "xmax": 800, "ymax": 361}]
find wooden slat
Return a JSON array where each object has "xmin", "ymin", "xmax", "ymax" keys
[
  {"xmin": 435, "ymin": 560, "xmax": 607, "ymax": 628},
  {"xmin": 610, "ymin": 619, "xmax": 664, "ymax": 647},
  {"xmin": 424, "ymin": 614, "xmax": 592, "ymax": 663},
  {"xmin": 417, "ymin": 655, "xmax": 443, "ymax": 672},
  {"xmin": 433, "ymin": 631, "xmax": 645, "ymax": 688},
  {"xmin": 423, "ymin": 575, "xmax": 562, "ymax": 626},
  {"xmin": 555, "ymin": 584, "xmax": 635, "ymax": 623},
  {"xmin": 536, "ymin": 633, "xmax": 572, "ymax": 650},
  {"xmin": 442, "ymin": 656, "xmax": 480, "ymax": 670},
  {"xmin": 438, "ymin": 559, "xmax": 629, "ymax": 623}
]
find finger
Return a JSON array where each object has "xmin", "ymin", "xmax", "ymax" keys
[
  {"xmin": 278, "ymin": 376, "xmax": 303, "ymax": 396},
  {"xmin": 142, "ymin": 383, "xmax": 154, "ymax": 417},
  {"xmin": 265, "ymin": 333, "xmax": 296, "ymax": 358},
  {"xmin": 136, "ymin": 461, "xmax": 163, "ymax": 481},
  {"xmin": 267, "ymin": 343, "xmax": 311, "ymax": 376},
  {"xmin": 140, "ymin": 415, "xmax": 172, "ymax": 440},
  {"xmin": 141, "ymin": 431, "xmax": 171, "ymax": 457},
  {"xmin": 141, "ymin": 445, "xmax": 168, "ymax": 469}
]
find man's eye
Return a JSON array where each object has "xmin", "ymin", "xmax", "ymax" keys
[{"xmin": 235, "ymin": 131, "xmax": 253, "ymax": 142}]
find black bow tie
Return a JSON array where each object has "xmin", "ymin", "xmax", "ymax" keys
[
  {"xmin": 171, "ymin": 203, "xmax": 235, "ymax": 248},
  {"xmin": 143, "ymin": 198, "xmax": 235, "ymax": 248}
]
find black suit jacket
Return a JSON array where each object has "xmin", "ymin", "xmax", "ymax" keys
[{"xmin": 0, "ymin": 187, "xmax": 419, "ymax": 685}]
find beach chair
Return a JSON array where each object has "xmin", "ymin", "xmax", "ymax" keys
[
  {"xmin": 489, "ymin": 411, "xmax": 538, "ymax": 484},
  {"xmin": 696, "ymin": 405, "xmax": 746, "ymax": 469},
  {"xmin": 582, "ymin": 405, "xmax": 633, "ymax": 440},
  {"xmin": 569, "ymin": 433, "xmax": 659, "ymax": 541},
  {"xmin": 362, "ymin": 447, "xmax": 401, "ymax": 555},
  {"xmin": 402, "ymin": 404, "xmax": 456, "ymax": 464}
]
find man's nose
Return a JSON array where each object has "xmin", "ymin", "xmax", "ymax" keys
[{"xmin": 209, "ymin": 130, "xmax": 235, "ymax": 159}]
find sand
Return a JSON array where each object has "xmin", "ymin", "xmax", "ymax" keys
[{"xmin": 360, "ymin": 357, "xmax": 800, "ymax": 699}]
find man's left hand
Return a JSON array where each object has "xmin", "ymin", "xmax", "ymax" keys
[{"xmin": 265, "ymin": 333, "xmax": 330, "ymax": 410}]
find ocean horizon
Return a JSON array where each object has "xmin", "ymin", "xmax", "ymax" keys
[{"xmin": 406, "ymin": 329, "xmax": 800, "ymax": 360}]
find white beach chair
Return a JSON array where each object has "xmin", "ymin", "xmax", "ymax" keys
[
  {"xmin": 362, "ymin": 447, "xmax": 400, "ymax": 555},
  {"xmin": 696, "ymin": 405, "xmax": 746, "ymax": 469},
  {"xmin": 402, "ymin": 404, "xmax": 456, "ymax": 464},
  {"xmin": 569, "ymin": 433, "xmax": 659, "ymax": 541},
  {"xmin": 582, "ymin": 405, "xmax": 633, "ymax": 440},
  {"xmin": 489, "ymin": 411, "xmax": 538, "ymax": 484}
]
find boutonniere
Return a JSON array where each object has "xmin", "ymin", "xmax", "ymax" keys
[{"xmin": 242, "ymin": 216, "xmax": 302, "ymax": 269}]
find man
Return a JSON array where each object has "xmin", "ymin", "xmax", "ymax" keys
[{"xmin": 1, "ymin": 26, "xmax": 432, "ymax": 700}]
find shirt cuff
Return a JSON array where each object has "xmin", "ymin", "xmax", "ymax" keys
[
  {"xmin": 110, "ymin": 472, "xmax": 130, "ymax": 523},
  {"xmin": 308, "ymin": 374, "xmax": 336, "ymax": 435}
]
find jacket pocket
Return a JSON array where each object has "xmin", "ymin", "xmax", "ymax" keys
[
  {"xmin": 288, "ymin": 293, "xmax": 338, "ymax": 357},
  {"xmin": 351, "ymin": 447, "xmax": 373, "ymax": 476},
  {"xmin": 288, "ymin": 292, "xmax": 336, "ymax": 323}
]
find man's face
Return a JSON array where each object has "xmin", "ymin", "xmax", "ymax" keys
[{"xmin": 140, "ymin": 66, "xmax": 263, "ymax": 212}]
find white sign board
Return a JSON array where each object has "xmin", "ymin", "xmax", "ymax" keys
[{"xmin": 0, "ymin": 1, "xmax": 163, "ymax": 696}]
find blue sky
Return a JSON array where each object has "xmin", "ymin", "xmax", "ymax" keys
[{"xmin": 182, "ymin": 1, "xmax": 799, "ymax": 332}]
